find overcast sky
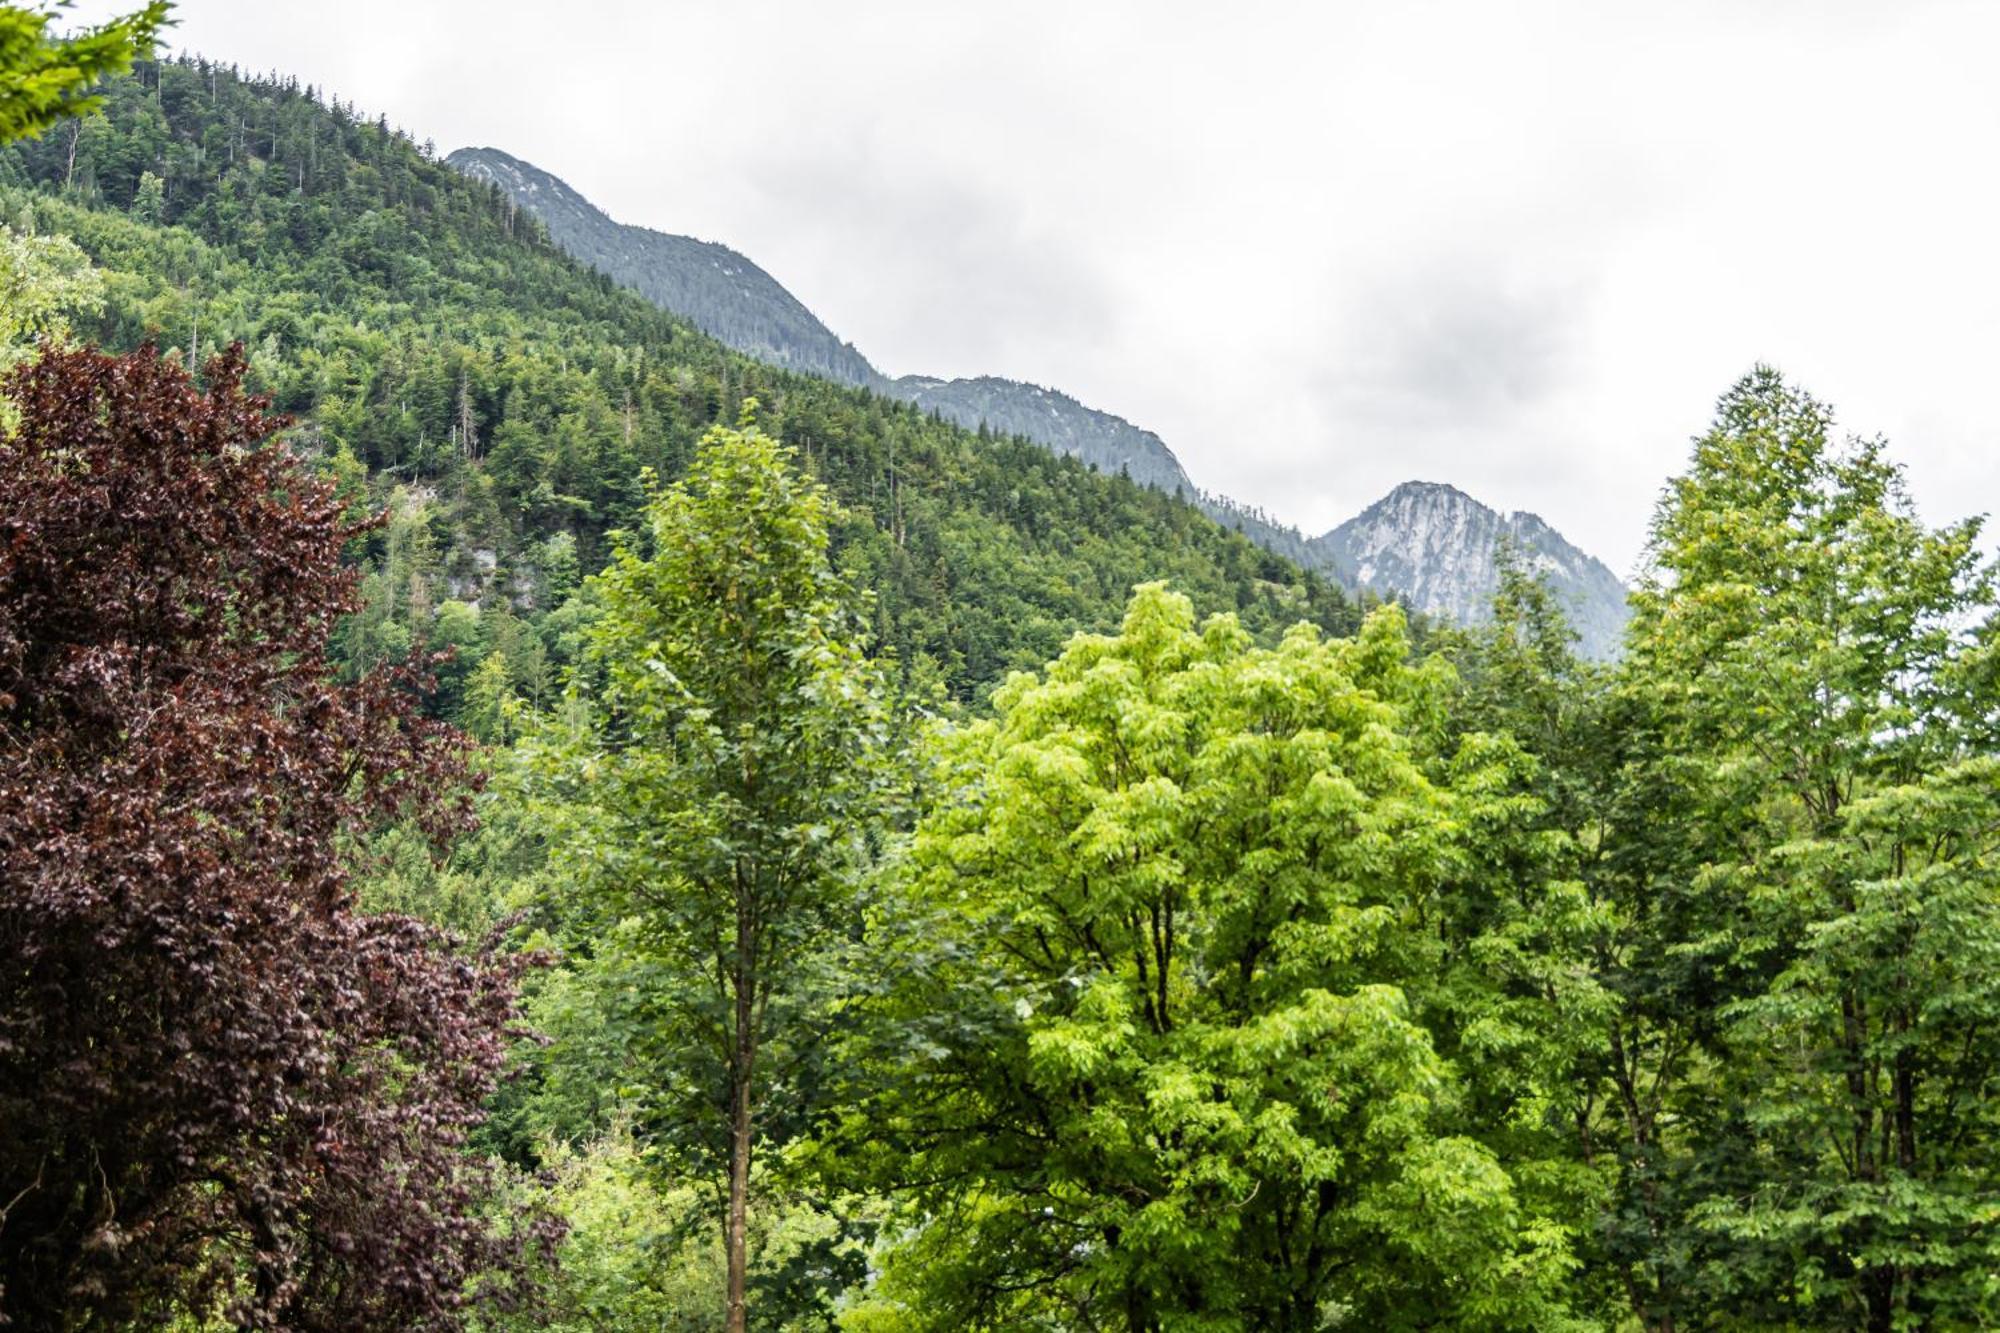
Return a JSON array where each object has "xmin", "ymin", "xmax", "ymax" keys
[{"xmin": 87, "ymin": 0, "xmax": 2000, "ymax": 574}]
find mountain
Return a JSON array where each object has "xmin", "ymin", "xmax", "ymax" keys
[
  {"xmin": 446, "ymin": 146, "xmax": 1630, "ymax": 655},
  {"xmin": 1313, "ymin": 481, "xmax": 1629, "ymax": 658},
  {"xmin": 444, "ymin": 149, "xmax": 1202, "ymax": 506},
  {"xmin": 890, "ymin": 374, "xmax": 1195, "ymax": 494},
  {"xmin": 446, "ymin": 146, "xmax": 879, "ymax": 387},
  {"xmin": 0, "ymin": 59, "xmax": 1371, "ymax": 708}
]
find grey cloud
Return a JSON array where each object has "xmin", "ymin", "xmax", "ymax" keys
[
  {"xmin": 716, "ymin": 134, "xmax": 1120, "ymax": 380},
  {"xmin": 1318, "ymin": 265, "xmax": 1589, "ymax": 431}
]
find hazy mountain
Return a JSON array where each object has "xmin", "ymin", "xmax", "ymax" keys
[
  {"xmin": 891, "ymin": 375, "xmax": 1195, "ymax": 494},
  {"xmin": 449, "ymin": 147, "xmax": 1629, "ymax": 653},
  {"xmin": 446, "ymin": 146, "xmax": 879, "ymax": 386},
  {"xmin": 1313, "ymin": 481, "xmax": 1630, "ymax": 658}
]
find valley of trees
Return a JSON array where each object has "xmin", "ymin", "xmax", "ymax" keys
[{"xmin": 5, "ymin": 19, "xmax": 2000, "ymax": 1333}]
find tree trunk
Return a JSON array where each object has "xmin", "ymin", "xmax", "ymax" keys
[
  {"xmin": 1864, "ymin": 1268, "xmax": 1895, "ymax": 1333},
  {"xmin": 725, "ymin": 905, "xmax": 757, "ymax": 1333},
  {"xmin": 725, "ymin": 1065, "xmax": 752, "ymax": 1333}
]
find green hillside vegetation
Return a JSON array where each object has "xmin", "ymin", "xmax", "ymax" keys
[
  {"xmin": 7, "ymin": 36, "xmax": 2000, "ymax": 1333},
  {"xmin": 0, "ymin": 56, "xmax": 1366, "ymax": 716}
]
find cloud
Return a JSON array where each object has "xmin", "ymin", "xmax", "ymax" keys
[
  {"xmin": 80, "ymin": 0, "xmax": 2000, "ymax": 574},
  {"xmin": 717, "ymin": 131, "xmax": 1120, "ymax": 379},
  {"xmin": 1319, "ymin": 262, "xmax": 1589, "ymax": 431}
]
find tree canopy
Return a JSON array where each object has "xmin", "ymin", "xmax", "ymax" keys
[
  {"xmin": 832, "ymin": 585, "xmax": 1595, "ymax": 1330},
  {"xmin": 521, "ymin": 411, "xmax": 902, "ymax": 1333},
  {"xmin": 1610, "ymin": 368, "xmax": 2000, "ymax": 1329},
  {"xmin": 0, "ymin": 343, "xmax": 548, "ymax": 1331},
  {"xmin": 0, "ymin": 2, "xmax": 166, "ymax": 144}
]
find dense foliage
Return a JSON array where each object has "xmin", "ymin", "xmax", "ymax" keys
[
  {"xmin": 520, "ymin": 413, "xmax": 902, "ymax": 1333},
  {"xmin": 1605, "ymin": 371, "xmax": 2000, "ymax": 1329},
  {"xmin": 832, "ymin": 587, "xmax": 1592, "ymax": 1330},
  {"xmin": 3, "ymin": 40, "xmax": 1999, "ymax": 1333},
  {"xmin": 0, "ymin": 344, "xmax": 547, "ymax": 1331},
  {"xmin": 0, "ymin": 2, "xmax": 164, "ymax": 143},
  {"xmin": 0, "ymin": 218, "xmax": 98, "ymax": 367}
]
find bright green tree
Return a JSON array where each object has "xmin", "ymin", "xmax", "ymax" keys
[
  {"xmin": 525, "ymin": 406, "xmax": 897, "ymax": 1333},
  {"xmin": 0, "ymin": 219, "xmax": 99, "ymax": 367},
  {"xmin": 0, "ymin": 218, "xmax": 101, "ymax": 435},
  {"xmin": 463, "ymin": 650, "xmax": 518, "ymax": 744},
  {"xmin": 842, "ymin": 584, "xmax": 1592, "ymax": 1331},
  {"xmin": 0, "ymin": 2, "xmax": 166, "ymax": 144},
  {"xmin": 1622, "ymin": 367, "xmax": 2000, "ymax": 1329},
  {"xmin": 129, "ymin": 163, "xmax": 160, "ymax": 219}
]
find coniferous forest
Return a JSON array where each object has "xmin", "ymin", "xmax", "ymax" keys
[{"xmin": 4, "ymin": 10, "xmax": 2000, "ymax": 1332}]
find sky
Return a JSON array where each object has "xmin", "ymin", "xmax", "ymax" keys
[{"xmin": 80, "ymin": 0, "xmax": 2000, "ymax": 575}]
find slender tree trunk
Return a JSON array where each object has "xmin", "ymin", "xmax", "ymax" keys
[
  {"xmin": 725, "ymin": 1067, "xmax": 752, "ymax": 1333},
  {"xmin": 1891, "ymin": 1012, "xmax": 1918, "ymax": 1326},
  {"xmin": 1864, "ymin": 1269, "xmax": 1895, "ymax": 1333},
  {"xmin": 725, "ymin": 903, "xmax": 757, "ymax": 1333}
]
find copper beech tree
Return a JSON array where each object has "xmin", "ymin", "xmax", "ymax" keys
[{"xmin": 0, "ymin": 344, "xmax": 550, "ymax": 1330}]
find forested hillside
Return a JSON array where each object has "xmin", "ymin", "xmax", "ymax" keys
[
  {"xmin": 7, "ymin": 18, "xmax": 2000, "ymax": 1333},
  {"xmin": 0, "ymin": 57, "xmax": 1364, "ymax": 711},
  {"xmin": 444, "ymin": 144, "xmax": 1630, "ymax": 654}
]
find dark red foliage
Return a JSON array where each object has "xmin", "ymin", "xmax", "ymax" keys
[{"xmin": 0, "ymin": 345, "xmax": 552, "ymax": 1330}]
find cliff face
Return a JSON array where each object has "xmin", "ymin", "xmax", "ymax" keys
[{"xmin": 1313, "ymin": 481, "xmax": 1629, "ymax": 657}]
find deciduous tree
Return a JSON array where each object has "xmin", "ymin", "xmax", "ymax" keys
[
  {"xmin": 842, "ymin": 584, "xmax": 1591, "ymax": 1330},
  {"xmin": 0, "ymin": 2, "xmax": 166, "ymax": 145},
  {"xmin": 0, "ymin": 343, "xmax": 548, "ymax": 1331},
  {"xmin": 1619, "ymin": 367, "xmax": 2000, "ymax": 1329},
  {"xmin": 524, "ymin": 407, "xmax": 897, "ymax": 1333}
]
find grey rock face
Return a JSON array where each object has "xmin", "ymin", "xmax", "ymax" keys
[
  {"xmin": 1313, "ymin": 481, "xmax": 1629, "ymax": 657},
  {"xmin": 890, "ymin": 375, "xmax": 1196, "ymax": 495}
]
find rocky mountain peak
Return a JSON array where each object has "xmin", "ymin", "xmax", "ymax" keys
[
  {"xmin": 449, "ymin": 146, "xmax": 1631, "ymax": 655},
  {"xmin": 1313, "ymin": 481, "xmax": 1629, "ymax": 657}
]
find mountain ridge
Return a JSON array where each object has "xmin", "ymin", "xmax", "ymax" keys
[
  {"xmin": 449, "ymin": 146, "xmax": 881, "ymax": 387},
  {"xmin": 446, "ymin": 148, "xmax": 1211, "ymax": 506},
  {"xmin": 446, "ymin": 145, "xmax": 1631, "ymax": 654},
  {"xmin": 1314, "ymin": 480, "xmax": 1628, "ymax": 658}
]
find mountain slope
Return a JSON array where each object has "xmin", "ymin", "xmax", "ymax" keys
[
  {"xmin": 445, "ymin": 145, "xmax": 1630, "ymax": 655},
  {"xmin": 891, "ymin": 374, "xmax": 1193, "ymax": 494},
  {"xmin": 445, "ymin": 148, "xmax": 1201, "ymax": 502},
  {"xmin": 1314, "ymin": 481, "xmax": 1629, "ymax": 658},
  {"xmin": 447, "ymin": 146, "xmax": 879, "ymax": 387},
  {"xmin": 0, "ymin": 59, "xmax": 1366, "ymax": 706}
]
